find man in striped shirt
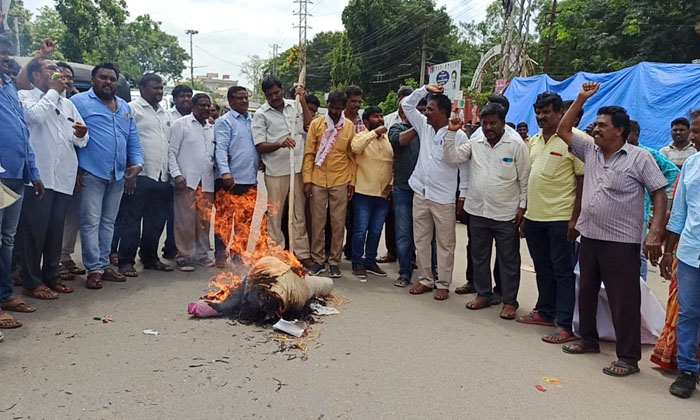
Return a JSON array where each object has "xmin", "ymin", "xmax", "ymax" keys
[{"xmin": 556, "ymin": 82, "xmax": 668, "ymax": 377}]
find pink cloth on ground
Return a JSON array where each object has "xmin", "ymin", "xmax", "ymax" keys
[{"xmin": 187, "ymin": 300, "xmax": 222, "ymax": 318}]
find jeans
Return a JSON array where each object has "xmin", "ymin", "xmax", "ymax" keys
[
  {"xmin": 523, "ymin": 219, "xmax": 576, "ymax": 332},
  {"xmin": 117, "ymin": 176, "xmax": 171, "ymax": 267},
  {"xmin": 79, "ymin": 171, "xmax": 125, "ymax": 274},
  {"xmin": 0, "ymin": 179, "xmax": 25, "ymax": 303},
  {"xmin": 351, "ymin": 193, "xmax": 390, "ymax": 266},
  {"xmin": 677, "ymin": 261, "xmax": 700, "ymax": 374},
  {"xmin": 393, "ymin": 187, "xmax": 415, "ymax": 279}
]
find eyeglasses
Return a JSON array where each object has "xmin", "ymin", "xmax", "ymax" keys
[{"xmin": 44, "ymin": 65, "xmax": 60, "ymax": 72}]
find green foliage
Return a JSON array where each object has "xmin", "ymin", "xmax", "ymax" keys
[
  {"xmin": 241, "ymin": 54, "xmax": 267, "ymax": 103},
  {"xmin": 378, "ymin": 91, "xmax": 397, "ymax": 115},
  {"xmin": 330, "ymin": 32, "xmax": 361, "ymax": 90},
  {"xmin": 6, "ymin": 0, "xmax": 33, "ymax": 55}
]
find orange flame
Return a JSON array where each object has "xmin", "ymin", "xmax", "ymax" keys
[{"xmin": 196, "ymin": 186, "xmax": 304, "ymax": 301}]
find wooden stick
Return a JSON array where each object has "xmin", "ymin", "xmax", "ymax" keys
[{"xmin": 289, "ymin": 66, "xmax": 306, "ymax": 256}]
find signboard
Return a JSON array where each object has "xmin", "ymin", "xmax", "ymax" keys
[
  {"xmin": 495, "ymin": 79, "xmax": 507, "ymax": 94},
  {"xmin": 427, "ymin": 60, "xmax": 461, "ymax": 100}
]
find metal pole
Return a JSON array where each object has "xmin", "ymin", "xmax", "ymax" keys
[
  {"xmin": 186, "ymin": 29, "xmax": 198, "ymax": 85},
  {"xmin": 419, "ymin": 30, "xmax": 427, "ymax": 86}
]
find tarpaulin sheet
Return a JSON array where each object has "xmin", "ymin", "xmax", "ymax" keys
[{"xmin": 504, "ymin": 62, "xmax": 700, "ymax": 150}]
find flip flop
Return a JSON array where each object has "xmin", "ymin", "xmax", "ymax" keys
[
  {"xmin": 409, "ymin": 283, "xmax": 433, "ymax": 295},
  {"xmin": 143, "ymin": 261, "xmax": 174, "ymax": 272},
  {"xmin": 118, "ymin": 264, "xmax": 138, "ymax": 278},
  {"xmin": 433, "ymin": 289, "xmax": 449, "ymax": 300},
  {"xmin": 542, "ymin": 328, "xmax": 577, "ymax": 344},
  {"xmin": 0, "ymin": 312, "xmax": 21, "ymax": 329},
  {"xmin": 603, "ymin": 361, "xmax": 640, "ymax": 377},
  {"xmin": 49, "ymin": 282, "xmax": 74, "ymax": 294},
  {"xmin": 22, "ymin": 285, "xmax": 59, "ymax": 300},
  {"xmin": 2, "ymin": 298, "xmax": 37, "ymax": 312},
  {"xmin": 562, "ymin": 341, "xmax": 600, "ymax": 354},
  {"xmin": 516, "ymin": 312, "xmax": 555, "ymax": 327},
  {"xmin": 466, "ymin": 297, "xmax": 491, "ymax": 310}
]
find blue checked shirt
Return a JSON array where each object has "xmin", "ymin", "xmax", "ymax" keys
[
  {"xmin": 214, "ymin": 109, "xmax": 259, "ymax": 185},
  {"xmin": 0, "ymin": 74, "xmax": 40, "ymax": 181}
]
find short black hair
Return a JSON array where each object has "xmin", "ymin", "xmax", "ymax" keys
[
  {"xmin": 562, "ymin": 99, "xmax": 584, "ymax": 121},
  {"xmin": 0, "ymin": 34, "xmax": 14, "ymax": 51},
  {"xmin": 345, "ymin": 85, "xmax": 363, "ymax": 99},
  {"xmin": 430, "ymin": 93, "xmax": 452, "ymax": 119},
  {"xmin": 91, "ymin": 62, "xmax": 120, "ymax": 80},
  {"xmin": 480, "ymin": 103, "xmax": 507, "ymax": 122},
  {"xmin": 212, "ymin": 103, "xmax": 221, "ymax": 111},
  {"xmin": 397, "ymin": 86, "xmax": 413, "ymax": 99},
  {"xmin": 26, "ymin": 56, "xmax": 50, "ymax": 85},
  {"xmin": 517, "ymin": 122, "xmax": 528, "ymax": 129},
  {"xmin": 671, "ymin": 117, "xmax": 690, "ymax": 128},
  {"xmin": 629, "ymin": 120, "xmax": 640, "ymax": 134},
  {"xmin": 305, "ymin": 94, "xmax": 321, "ymax": 107},
  {"xmin": 56, "ymin": 61, "xmax": 74, "ymax": 76},
  {"xmin": 487, "ymin": 94, "xmax": 509, "ymax": 113},
  {"xmin": 227, "ymin": 85, "xmax": 247, "ymax": 101},
  {"xmin": 597, "ymin": 106, "xmax": 630, "ymax": 139},
  {"xmin": 361, "ymin": 105, "xmax": 383, "ymax": 123},
  {"xmin": 192, "ymin": 93, "xmax": 211, "ymax": 107},
  {"xmin": 7, "ymin": 59, "xmax": 20, "ymax": 77},
  {"xmin": 138, "ymin": 73, "xmax": 162, "ymax": 88},
  {"xmin": 172, "ymin": 84, "xmax": 193, "ymax": 99},
  {"xmin": 533, "ymin": 92, "xmax": 562, "ymax": 112},
  {"xmin": 261, "ymin": 75, "xmax": 282, "ymax": 94},
  {"xmin": 417, "ymin": 98, "xmax": 427, "ymax": 107},
  {"xmin": 327, "ymin": 90, "xmax": 347, "ymax": 107},
  {"xmin": 506, "ymin": 122, "xmax": 516, "ymax": 129},
  {"xmin": 585, "ymin": 124, "xmax": 594, "ymax": 135}
]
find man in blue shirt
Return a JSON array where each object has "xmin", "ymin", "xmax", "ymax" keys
[
  {"xmin": 661, "ymin": 110, "xmax": 700, "ymax": 399},
  {"xmin": 70, "ymin": 63, "xmax": 144, "ymax": 289},
  {"xmin": 214, "ymin": 86, "xmax": 259, "ymax": 264},
  {"xmin": 0, "ymin": 35, "xmax": 45, "ymax": 327},
  {"xmin": 0, "ymin": 35, "xmax": 46, "ymax": 326},
  {"xmin": 627, "ymin": 121, "xmax": 679, "ymax": 281}
]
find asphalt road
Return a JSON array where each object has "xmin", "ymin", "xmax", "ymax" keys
[{"xmin": 1, "ymin": 184, "xmax": 696, "ymax": 420}]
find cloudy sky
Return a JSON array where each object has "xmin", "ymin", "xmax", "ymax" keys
[{"xmin": 24, "ymin": 0, "xmax": 492, "ymax": 83}]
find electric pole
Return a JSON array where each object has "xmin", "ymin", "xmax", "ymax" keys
[
  {"xmin": 293, "ymin": 0, "xmax": 311, "ymax": 76},
  {"xmin": 270, "ymin": 43, "xmax": 280, "ymax": 77},
  {"xmin": 543, "ymin": 0, "xmax": 557, "ymax": 74},
  {"xmin": 185, "ymin": 29, "xmax": 198, "ymax": 86},
  {"xmin": 419, "ymin": 30, "xmax": 427, "ymax": 86}
]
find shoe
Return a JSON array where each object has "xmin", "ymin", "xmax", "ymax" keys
[
  {"xmin": 197, "ymin": 257, "xmax": 214, "ymax": 267},
  {"xmin": 300, "ymin": 258, "xmax": 315, "ymax": 270},
  {"xmin": 455, "ymin": 282, "xmax": 476, "ymax": 294},
  {"xmin": 329, "ymin": 265, "xmax": 342, "ymax": 278},
  {"xmin": 394, "ymin": 277, "xmax": 411, "ymax": 287},
  {"xmin": 670, "ymin": 371, "xmax": 699, "ymax": 398},
  {"xmin": 308, "ymin": 263, "xmax": 326, "ymax": 276},
  {"xmin": 365, "ymin": 262, "xmax": 387, "ymax": 277},
  {"xmin": 352, "ymin": 264, "xmax": 367, "ymax": 279},
  {"xmin": 176, "ymin": 259, "xmax": 195, "ymax": 272}
]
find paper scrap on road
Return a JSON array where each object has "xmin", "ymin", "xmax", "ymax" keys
[
  {"xmin": 143, "ymin": 329, "xmax": 159, "ymax": 336},
  {"xmin": 273, "ymin": 319, "xmax": 307, "ymax": 337},
  {"xmin": 310, "ymin": 302, "xmax": 339, "ymax": 315},
  {"xmin": 543, "ymin": 377, "xmax": 561, "ymax": 385}
]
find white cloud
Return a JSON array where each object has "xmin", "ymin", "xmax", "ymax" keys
[{"xmin": 23, "ymin": 0, "xmax": 492, "ymax": 84}]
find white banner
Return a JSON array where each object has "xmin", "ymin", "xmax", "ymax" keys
[{"xmin": 427, "ymin": 59, "xmax": 461, "ymax": 100}]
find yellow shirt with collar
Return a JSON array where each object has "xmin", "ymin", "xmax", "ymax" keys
[{"xmin": 351, "ymin": 128, "xmax": 393, "ymax": 197}]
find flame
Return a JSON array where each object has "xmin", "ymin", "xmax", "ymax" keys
[{"xmin": 195, "ymin": 185, "xmax": 304, "ymax": 302}]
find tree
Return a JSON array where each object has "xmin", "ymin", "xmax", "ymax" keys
[
  {"xmin": 329, "ymin": 32, "xmax": 361, "ymax": 89},
  {"xmin": 6, "ymin": 0, "xmax": 33, "ymax": 55},
  {"xmin": 30, "ymin": 7, "xmax": 67, "ymax": 58},
  {"xmin": 241, "ymin": 54, "xmax": 267, "ymax": 103}
]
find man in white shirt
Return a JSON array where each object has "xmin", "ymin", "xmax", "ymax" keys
[
  {"xmin": 112, "ymin": 74, "xmax": 174, "ymax": 277},
  {"xmin": 170, "ymin": 85, "xmax": 192, "ymax": 120},
  {"xmin": 168, "ymin": 93, "xmax": 216, "ymax": 272},
  {"xmin": 252, "ymin": 76, "xmax": 313, "ymax": 267},
  {"xmin": 402, "ymin": 84, "xmax": 469, "ymax": 301},
  {"xmin": 17, "ymin": 57, "xmax": 88, "ymax": 300},
  {"xmin": 443, "ymin": 102, "xmax": 530, "ymax": 320}
]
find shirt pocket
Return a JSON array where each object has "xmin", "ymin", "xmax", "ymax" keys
[
  {"xmin": 542, "ymin": 152, "xmax": 564, "ymax": 177},
  {"xmin": 607, "ymin": 170, "xmax": 631, "ymax": 193},
  {"xmin": 495, "ymin": 158, "xmax": 517, "ymax": 180}
]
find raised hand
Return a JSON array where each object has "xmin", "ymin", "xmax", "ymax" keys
[
  {"xmin": 425, "ymin": 84, "xmax": 444, "ymax": 94},
  {"xmin": 448, "ymin": 117, "xmax": 463, "ymax": 132},
  {"xmin": 38, "ymin": 38, "xmax": 58, "ymax": 57},
  {"xmin": 578, "ymin": 82, "xmax": 600, "ymax": 100}
]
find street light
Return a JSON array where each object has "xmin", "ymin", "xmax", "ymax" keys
[{"xmin": 186, "ymin": 29, "xmax": 199, "ymax": 86}]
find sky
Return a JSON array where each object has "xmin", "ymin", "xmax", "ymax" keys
[{"xmin": 23, "ymin": 0, "xmax": 492, "ymax": 84}]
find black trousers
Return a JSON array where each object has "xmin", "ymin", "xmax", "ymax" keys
[
  {"xmin": 162, "ymin": 192, "xmax": 177, "ymax": 258},
  {"xmin": 117, "ymin": 177, "xmax": 172, "ymax": 267},
  {"xmin": 578, "ymin": 237, "xmax": 642, "ymax": 366},
  {"xmin": 469, "ymin": 215, "xmax": 520, "ymax": 306},
  {"xmin": 19, "ymin": 187, "xmax": 69, "ymax": 289},
  {"xmin": 384, "ymin": 203, "xmax": 396, "ymax": 255},
  {"xmin": 465, "ymin": 213, "xmax": 501, "ymax": 293}
]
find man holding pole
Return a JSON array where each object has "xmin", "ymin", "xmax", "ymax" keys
[{"xmin": 253, "ymin": 76, "xmax": 312, "ymax": 267}]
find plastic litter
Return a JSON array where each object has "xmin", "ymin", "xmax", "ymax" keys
[
  {"xmin": 142, "ymin": 329, "xmax": 159, "ymax": 336},
  {"xmin": 535, "ymin": 385, "xmax": 547, "ymax": 392},
  {"xmin": 309, "ymin": 302, "xmax": 339, "ymax": 316},
  {"xmin": 543, "ymin": 377, "xmax": 561, "ymax": 385},
  {"xmin": 272, "ymin": 319, "xmax": 307, "ymax": 337}
]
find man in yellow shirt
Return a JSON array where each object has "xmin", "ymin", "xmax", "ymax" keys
[
  {"xmin": 302, "ymin": 90, "xmax": 356, "ymax": 278},
  {"xmin": 517, "ymin": 92, "xmax": 584, "ymax": 344},
  {"xmin": 349, "ymin": 106, "xmax": 393, "ymax": 280}
]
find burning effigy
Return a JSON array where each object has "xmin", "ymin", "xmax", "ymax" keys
[{"xmin": 187, "ymin": 187, "xmax": 336, "ymax": 326}]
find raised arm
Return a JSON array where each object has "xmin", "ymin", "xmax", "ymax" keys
[
  {"xmin": 557, "ymin": 82, "xmax": 600, "ymax": 147},
  {"xmin": 442, "ymin": 118, "xmax": 472, "ymax": 163}
]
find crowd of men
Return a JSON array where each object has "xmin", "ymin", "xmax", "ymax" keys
[{"xmin": 1, "ymin": 34, "xmax": 700, "ymax": 398}]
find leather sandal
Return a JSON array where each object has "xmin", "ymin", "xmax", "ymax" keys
[
  {"xmin": 103, "ymin": 268, "xmax": 126, "ymax": 282},
  {"xmin": 466, "ymin": 297, "xmax": 491, "ymax": 310},
  {"xmin": 86, "ymin": 273, "xmax": 103, "ymax": 289},
  {"xmin": 500, "ymin": 304, "xmax": 518, "ymax": 320},
  {"xmin": 409, "ymin": 283, "xmax": 433, "ymax": 295}
]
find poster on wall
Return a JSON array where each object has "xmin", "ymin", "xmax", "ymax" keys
[{"xmin": 427, "ymin": 60, "xmax": 461, "ymax": 100}]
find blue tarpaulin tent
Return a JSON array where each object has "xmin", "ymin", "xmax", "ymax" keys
[{"xmin": 504, "ymin": 62, "xmax": 700, "ymax": 150}]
